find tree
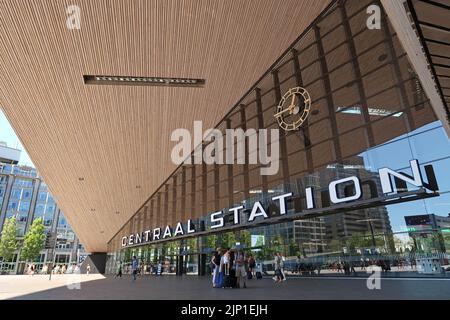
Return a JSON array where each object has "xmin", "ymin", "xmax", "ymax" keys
[
  {"xmin": 240, "ymin": 230, "xmax": 251, "ymax": 249},
  {"xmin": 21, "ymin": 218, "xmax": 46, "ymax": 263},
  {"xmin": 218, "ymin": 232, "xmax": 236, "ymax": 249},
  {"xmin": 0, "ymin": 217, "xmax": 19, "ymax": 262},
  {"xmin": 204, "ymin": 235, "xmax": 217, "ymax": 251}
]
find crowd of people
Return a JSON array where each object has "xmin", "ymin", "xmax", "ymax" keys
[
  {"xmin": 114, "ymin": 257, "xmax": 166, "ymax": 280},
  {"xmin": 25, "ymin": 263, "xmax": 83, "ymax": 275},
  {"xmin": 292, "ymin": 258, "xmax": 398, "ymax": 275},
  {"xmin": 210, "ymin": 248, "xmax": 263, "ymax": 288}
]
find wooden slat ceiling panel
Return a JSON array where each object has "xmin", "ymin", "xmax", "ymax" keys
[
  {"xmin": 0, "ymin": 0, "xmax": 330, "ymax": 252},
  {"xmin": 411, "ymin": 0, "xmax": 450, "ymax": 128}
]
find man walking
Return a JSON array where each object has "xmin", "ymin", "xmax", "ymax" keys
[{"xmin": 131, "ymin": 256, "xmax": 138, "ymax": 282}]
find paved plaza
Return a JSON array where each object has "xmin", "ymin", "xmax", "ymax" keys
[{"xmin": 0, "ymin": 274, "xmax": 449, "ymax": 300}]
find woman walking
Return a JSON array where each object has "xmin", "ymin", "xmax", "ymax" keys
[
  {"xmin": 211, "ymin": 250, "xmax": 220, "ymax": 288},
  {"xmin": 220, "ymin": 248, "xmax": 231, "ymax": 288},
  {"xmin": 274, "ymin": 252, "xmax": 282, "ymax": 283}
]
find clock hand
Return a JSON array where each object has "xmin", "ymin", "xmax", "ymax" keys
[
  {"xmin": 275, "ymin": 94, "xmax": 297, "ymax": 117},
  {"xmin": 290, "ymin": 93, "xmax": 296, "ymax": 107},
  {"xmin": 274, "ymin": 107, "xmax": 293, "ymax": 118}
]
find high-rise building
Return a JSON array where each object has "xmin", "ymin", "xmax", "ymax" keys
[
  {"xmin": 405, "ymin": 214, "xmax": 450, "ymax": 253},
  {"xmin": 0, "ymin": 144, "xmax": 85, "ymax": 274},
  {"xmin": 321, "ymin": 157, "xmax": 393, "ymax": 247}
]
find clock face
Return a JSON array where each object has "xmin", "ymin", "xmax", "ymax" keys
[{"xmin": 274, "ymin": 87, "xmax": 311, "ymax": 131}]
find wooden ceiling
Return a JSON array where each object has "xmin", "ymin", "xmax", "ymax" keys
[
  {"xmin": 409, "ymin": 0, "xmax": 450, "ymax": 119},
  {"xmin": 0, "ymin": 0, "xmax": 330, "ymax": 252}
]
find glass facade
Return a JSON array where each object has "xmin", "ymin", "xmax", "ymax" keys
[
  {"xmin": 34, "ymin": 182, "xmax": 56, "ymax": 229},
  {"xmin": 0, "ymin": 164, "xmax": 85, "ymax": 274},
  {"xmin": 107, "ymin": 0, "xmax": 450, "ymax": 277},
  {"xmin": 6, "ymin": 177, "xmax": 34, "ymax": 236}
]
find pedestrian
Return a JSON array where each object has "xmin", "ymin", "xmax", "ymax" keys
[
  {"xmin": 131, "ymin": 256, "xmax": 138, "ymax": 281},
  {"xmin": 220, "ymin": 248, "xmax": 231, "ymax": 288},
  {"xmin": 247, "ymin": 255, "xmax": 256, "ymax": 277},
  {"xmin": 273, "ymin": 252, "xmax": 282, "ymax": 283},
  {"xmin": 350, "ymin": 261, "xmax": 356, "ymax": 274},
  {"xmin": 296, "ymin": 255, "xmax": 301, "ymax": 274},
  {"xmin": 211, "ymin": 250, "xmax": 220, "ymax": 288},
  {"xmin": 115, "ymin": 261, "xmax": 123, "ymax": 278},
  {"xmin": 86, "ymin": 263, "xmax": 91, "ymax": 275},
  {"xmin": 235, "ymin": 251, "xmax": 247, "ymax": 288},
  {"xmin": 336, "ymin": 261, "xmax": 342, "ymax": 273},
  {"xmin": 278, "ymin": 252, "xmax": 287, "ymax": 281}
]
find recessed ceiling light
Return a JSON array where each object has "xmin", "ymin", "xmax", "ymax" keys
[
  {"xmin": 84, "ymin": 75, "xmax": 205, "ymax": 87},
  {"xmin": 83, "ymin": 75, "xmax": 205, "ymax": 87},
  {"xmin": 90, "ymin": 208, "xmax": 95, "ymax": 212},
  {"xmin": 78, "ymin": 177, "xmax": 84, "ymax": 181},
  {"xmin": 136, "ymin": 185, "xmax": 141, "ymax": 189},
  {"xmin": 116, "ymin": 211, "xmax": 120, "ymax": 214}
]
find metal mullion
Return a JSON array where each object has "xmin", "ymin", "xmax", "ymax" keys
[
  {"xmin": 294, "ymin": 52, "xmax": 409, "ymax": 108},
  {"xmin": 151, "ymin": 199, "xmax": 156, "ymax": 230},
  {"xmin": 181, "ymin": 166, "xmax": 186, "ymax": 223},
  {"xmin": 339, "ymin": 2, "xmax": 375, "ymax": 147},
  {"xmin": 364, "ymin": 76, "xmax": 415, "ymax": 100},
  {"xmin": 142, "ymin": 204, "xmax": 148, "ymax": 231},
  {"xmin": 226, "ymin": 119, "xmax": 234, "ymax": 205},
  {"xmin": 214, "ymin": 162, "xmax": 220, "ymax": 209},
  {"xmin": 319, "ymin": 2, "xmax": 369, "ymax": 39},
  {"xmin": 202, "ymin": 160, "xmax": 207, "ymax": 215},
  {"xmin": 255, "ymin": 87, "xmax": 268, "ymax": 193},
  {"xmin": 172, "ymin": 175, "xmax": 177, "ymax": 225},
  {"xmin": 292, "ymin": 48, "xmax": 314, "ymax": 173},
  {"xmin": 272, "ymin": 70, "xmax": 292, "ymax": 182},
  {"xmin": 239, "ymin": 104, "xmax": 250, "ymax": 200},
  {"xmin": 164, "ymin": 184, "xmax": 169, "ymax": 227},
  {"xmin": 314, "ymin": 25, "xmax": 342, "ymax": 161},
  {"xmin": 380, "ymin": 13, "xmax": 415, "ymax": 131}
]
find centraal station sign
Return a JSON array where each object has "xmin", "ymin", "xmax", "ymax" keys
[{"xmin": 121, "ymin": 159, "xmax": 439, "ymax": 247}]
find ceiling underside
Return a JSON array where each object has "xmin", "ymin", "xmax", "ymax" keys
[
  {"xmin": 0, "ymin": 0, "xmax": 330, "ymax": 252},
  {"xmin": 409, "ymin": 0, "xmax": 450, "ymax": 121}
]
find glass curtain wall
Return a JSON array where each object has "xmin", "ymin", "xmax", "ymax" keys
[{"xmin": 106, "ymin": 0, "xmax": 450, "ymax": 277}]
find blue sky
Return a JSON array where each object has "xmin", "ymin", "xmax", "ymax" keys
[{"xmin": 0, "ymin": 109, "xmax": 35, "ymax": 167}]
